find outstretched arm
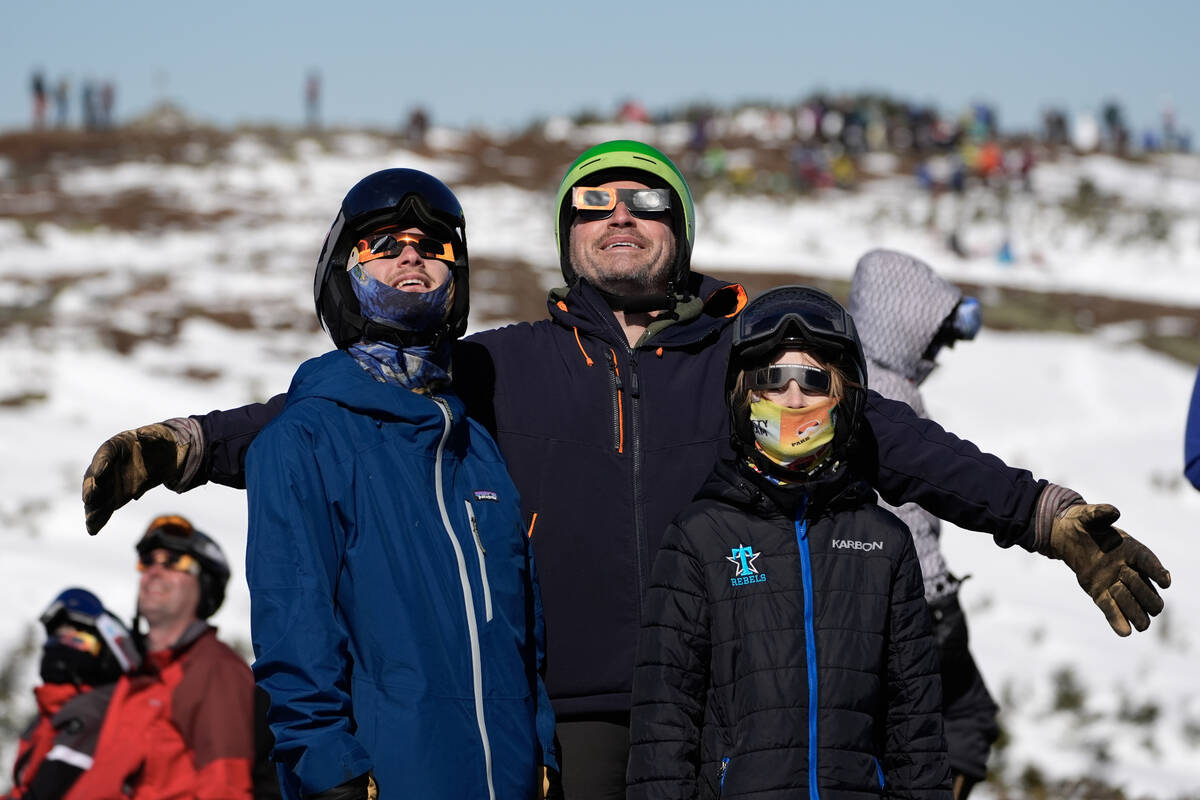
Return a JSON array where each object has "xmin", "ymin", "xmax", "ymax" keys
[
  {"xmin": 863, "ymin": 390, "xmax": 1171, "ymax": 637},
  {"xmin": 81, "ymin": 395, "xmax": 285, "ymax": 534},
  {"xmin": 81, "ymin": 336, "xmax": 500, "ymax": 534},
  {"xmin": 863, "ymin": 391, "xmax": 1044, "ymax": 547}
]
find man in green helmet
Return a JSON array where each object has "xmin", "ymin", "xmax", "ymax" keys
[{"xmin": 83, "ymin": 140, "xmax": 1169, "ymax": 800}]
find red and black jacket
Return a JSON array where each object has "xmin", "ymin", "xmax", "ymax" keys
[
  {"xmin": 73, "ymin": 624, "xmax": 255, "ymax": 799},
  {"xmin": 6, "ymin": 683, "xmax": 115, "ymax": 799}
]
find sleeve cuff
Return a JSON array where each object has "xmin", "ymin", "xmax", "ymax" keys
[
  {"xmin": 1030, "ymin": 482, "xmax": 1084, "ymax": 556},
  {"xmin": 163, "ymin": 416, "xmax": 205, "ymax": 492}
]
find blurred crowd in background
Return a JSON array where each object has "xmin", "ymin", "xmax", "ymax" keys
[
  {"xmin": 661, "ymin": 94, "xmax": 1192, "ymax": 197},
  {"xmin": 19, "ymin": 67, "xmax": 1194, "ymax": 273}
]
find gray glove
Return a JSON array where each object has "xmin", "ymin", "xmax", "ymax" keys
[
  {"xmin": 81, "ymin": 418, "xmax": 201, "ymax": 535},
  {"xmin": 1037, "ymin": 485, "xmax": 1171, "ymax": 636}
]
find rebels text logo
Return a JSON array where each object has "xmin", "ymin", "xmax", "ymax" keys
[{"xmin": 727, "ymin": 544, "xmax": 767, "ymax": 587}]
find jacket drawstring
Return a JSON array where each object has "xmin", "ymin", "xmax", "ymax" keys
[
  {"xmin": 572, "ymin": 327, "xmax": 594, "ymax": 367},
  {"xmin": 557, "ymin": 301, "xmax": 595, "ymax": 367}
]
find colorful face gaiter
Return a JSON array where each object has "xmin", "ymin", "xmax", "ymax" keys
[
  {"xmin": 749, "ymin": 394, "xmax": 838, "ymax": 472},
  {"xmin": 346, "ymin": 262, "xmax": 454, "ymax": 392}
]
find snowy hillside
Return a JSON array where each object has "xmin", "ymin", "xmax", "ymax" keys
[{"xmin": 0, "ymin": 121, "xmax": 1198, "ymax": 797}]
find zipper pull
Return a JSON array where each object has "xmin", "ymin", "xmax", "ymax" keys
[
  {"xmin": 605, "ymin": 350, "xmax": 624, "ymax": 391},
  {"xmin": 628, "ymin": 355, "xmax": 640, "ymax": 398},
  {"xmin": 468, "ymin": 507, "xmax": 485, "ymax": 554},
  {"xmin": 432, "ymin": 395, "xmax": 454, "ymax": 422}
]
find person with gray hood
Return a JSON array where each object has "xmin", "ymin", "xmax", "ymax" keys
[{"xmin": 849, "ymin": 249, "xmax": 995, "ymax": 800}]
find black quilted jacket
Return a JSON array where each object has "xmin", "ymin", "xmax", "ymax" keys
[{"xmin": 628, "ymin": 459, "xmax": 952, "ymax": 800}]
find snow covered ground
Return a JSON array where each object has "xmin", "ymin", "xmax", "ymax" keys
[{"xmin": 1, "ymin": 126, "xmax": 1198, "ymax": 795}]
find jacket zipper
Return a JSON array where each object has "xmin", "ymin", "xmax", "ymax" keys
[
  {"xmin": 605, "ymin": 349, "xmax": 624, "ymax": 453},
  {"xmin": 606, "ymin": 342, "xmax": 647, "ymax": 611},
  {"xmin": 626, "ymin": 347, "xmax": 647, "ymax": 616},
  {"xmin": 794, "ymin": 496, "xmax": 819, "ymax": 800},
  {"xmin": 465, "ymin": 501, "xmax": 493, "ymax": 622},
  {"xmin": 719, "ymin": 756, "xmax": 730, "ymax": 795},
  {"xmin": 432, "ymin": 398, "xmax": 496, "ymax": 800}
]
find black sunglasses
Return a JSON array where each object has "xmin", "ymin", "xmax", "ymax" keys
[{"xmin": 748, "ymin": 364, "xmax": 832, "ymax": 394}]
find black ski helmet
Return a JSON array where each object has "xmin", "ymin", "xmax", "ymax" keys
[
  {"xmin": 135, "ymin": 514, "xmax": 231, "ymax": 620},
  {"xmin": 728, "ymin": 285, "xmax": 869, "ymax": 479},
  {"xmin": 314, "ymin": 168, "xmax": 469, "ymax": 349},
  {"xmin": 40, "ymin": 587, "xmax": 141, "ymax": 686}
]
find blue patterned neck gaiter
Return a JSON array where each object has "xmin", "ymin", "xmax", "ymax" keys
[{"xmin": 345, "ymin": 263, "xmax": 454, "ymax": 393}]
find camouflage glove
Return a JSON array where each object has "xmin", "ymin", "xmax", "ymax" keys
[
  {"xmin": 1040, "ymin": 487, "xmax": 1171, "ymax": 637},
  {"xmin": 81, "ymin": 418, "xmax": 201, "ymax": 535}
]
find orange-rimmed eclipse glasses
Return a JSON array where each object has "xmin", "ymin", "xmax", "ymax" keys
[
  {"xmin": 354, "ymin": 233, "xmax": 455, "ymax": 266},
  {"xmin": 571, "ymin": 186, "xmax": 671, "ymax": 220}
]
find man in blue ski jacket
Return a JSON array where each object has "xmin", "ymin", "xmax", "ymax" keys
[
  {"xmin": 244, "ymin": 168, "xmax": 555, "ymax": 799},
  {"xmin": 83, "ymin": 141, "xmax": 1170, "ymax": 800}
]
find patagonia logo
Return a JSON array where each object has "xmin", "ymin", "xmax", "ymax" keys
[
  {"xmin": 473, "ymin": 490, "xmax": 499, "ymax": 502},
  {"xmin": 727, "ymin": 544, "xmax": 767, "ymax": 587},
  {"xmin": 832, "ymin": 538, "xmax": 884, "ymax": 552}
]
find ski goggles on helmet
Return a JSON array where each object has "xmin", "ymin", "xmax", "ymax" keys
[
  {"xmin": 748, "ymin": 364, "xmax": 832, "ymax": 395},
  {"xmin": 52, "ymin": 624, "xmax": 103, "ymax": 656},
  {"xmin": 571, "ymin": 186, "xmax": 672, "ymax": 221},
  {"xmin": 923, "ymin": 296, "xmax": 982, "ymax": 360},
  {"xmin": 137, "ymin": 549, "xmax": 201, "ymax": 575},
  {"xmin": 949, "ymin": 296, "xmax": 982, "ymax": 340},
  {"xmin": 735, "ymin": 287, "xmax": 858, "ymax": 363},
  {"xmin": 354, "ymin": 233, "xmax": 455, "ymax": 265},
  {"xmin": 40, "ymin": 591, "xmax": 107, "ymax": 636},
  {"xmin": 139, "ymin": 514, "xmax": 200, "ymax": 553},
  {"xmin": 39, "ymin": 589, "xmax": 142, "ymax": 674}
]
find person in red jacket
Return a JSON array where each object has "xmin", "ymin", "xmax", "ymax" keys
[
  {"xmin": 6, "ymin": 588, "xmax": 141, "ymax": 800},
  {"xmin": 68, "ymin": 514, "xmax": 258, "ymax": 799}
]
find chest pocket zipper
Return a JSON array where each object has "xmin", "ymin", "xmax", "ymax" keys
[{"xmin": 465, "ymin": 501, "xmax": 493, "ymax": 622}]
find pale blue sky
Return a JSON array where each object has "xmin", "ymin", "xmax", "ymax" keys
[{"xmin": 4, "ymin": 0, "xmax": 1195, "ymax": 137}]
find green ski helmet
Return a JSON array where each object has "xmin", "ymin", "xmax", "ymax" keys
[{"xmin": 554, "ymin": 140, "xmax": 696, "ymax": 303}]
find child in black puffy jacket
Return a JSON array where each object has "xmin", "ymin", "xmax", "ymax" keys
[{"xmin": 627, "ymin": 286, "xmax": 951, "ymax": 800}]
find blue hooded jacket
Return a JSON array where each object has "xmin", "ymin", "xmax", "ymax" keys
[{"xmin": 245, "ymin": 349, "xmax": 556, "ymax": 799}]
